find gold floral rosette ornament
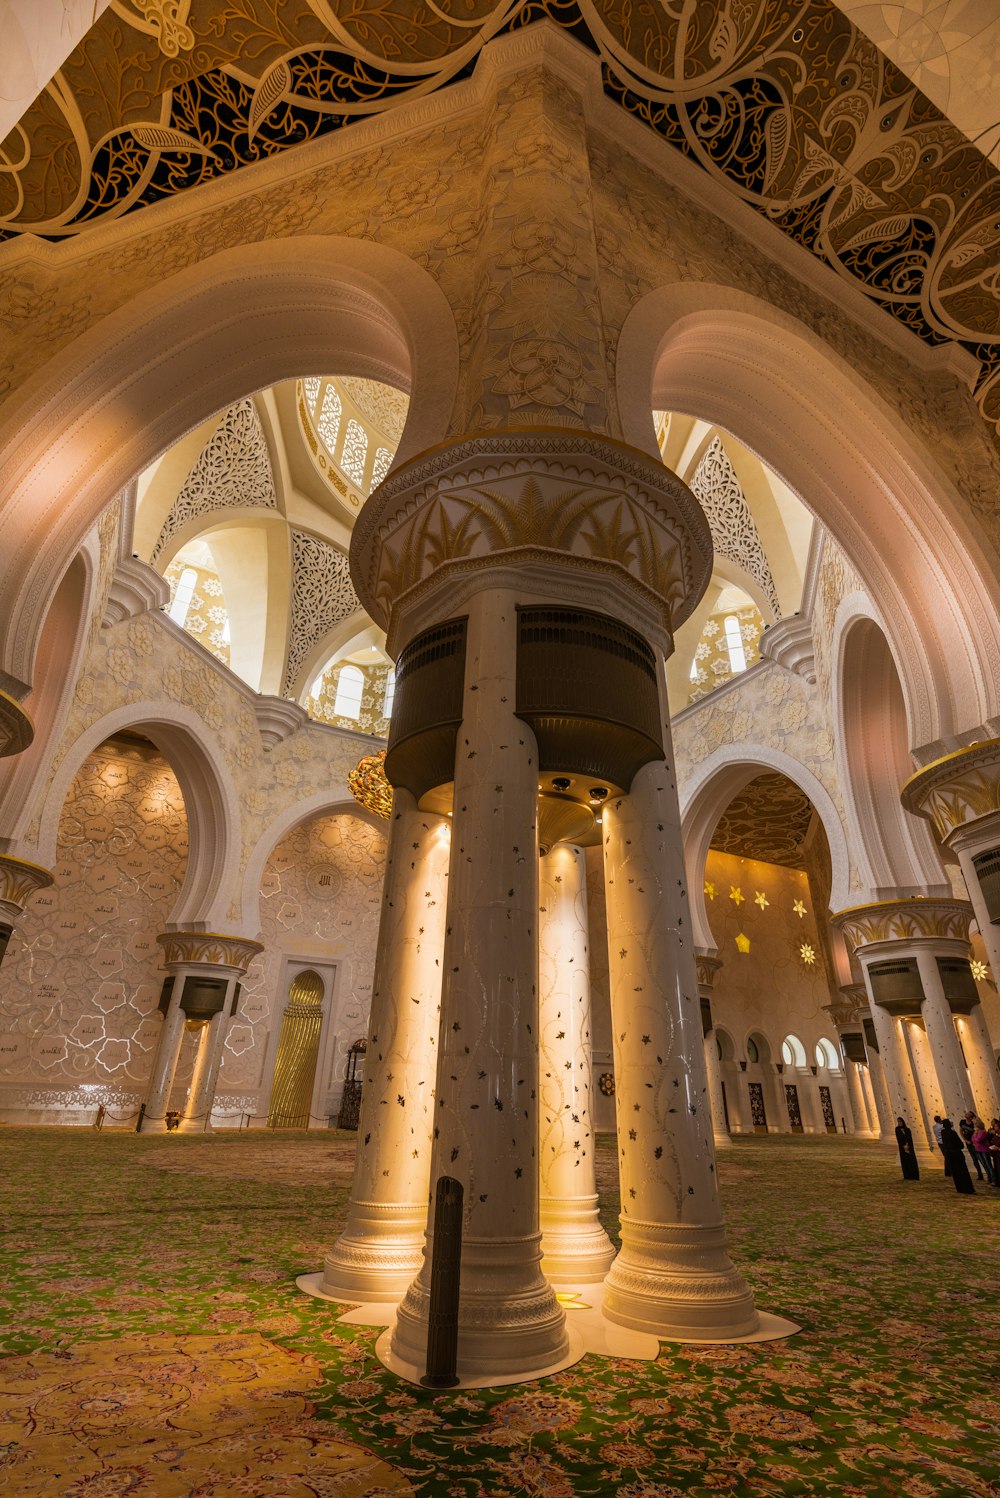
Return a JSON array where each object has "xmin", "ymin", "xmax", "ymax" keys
[{"xmin": 349, "ymin": 749, "xmax": 393, "ymax": 820}]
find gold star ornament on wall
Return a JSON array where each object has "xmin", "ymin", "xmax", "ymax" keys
[
  {"xmin": 792, "ymin": 899, "xmax": 807, "ymax": 917},
  {"xmin": 970, "ymin": 958, "xmax": 989, "ymax": 982},
  {"xmin": 729, "ymin": 886, "xmax": 745, "ymax": 906},
  {"xmin": 704, "ymin": 881, "xmax": 716, "ymax": 900},
  {"xmin": 754, "ymin": 891, "xmax": 769, "ymax": 909},
  {"xmin": 735, "ymin": 933, "xmax": 751, "ymax": 954},
  {"xmin": 800, "ymin": 943, "xmax": 816, "ymax": 964}
]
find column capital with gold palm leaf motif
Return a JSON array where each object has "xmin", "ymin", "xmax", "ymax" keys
[
  {"xmin": 830, "ymin": 898, "xmax": 974, "ymax": 956},
  {"xmin": 901, "ymin": 737, "xmax": 1000, "ymax": 848},
  {"xmin": 0, "ymin": 851, "xmax": 53, "ymax": 927},
  {"xmin": 156, "ymin": 930, "xmax": 264, "ymax": 975}
]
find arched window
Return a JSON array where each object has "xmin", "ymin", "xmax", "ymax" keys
[
  {"xmin": 370, "ymin": 446, "xmax": 393, "ymax": 492},
  {"xmin": 724, "ymin": 614, "xmax": 748, "ymax": 673},
  {"xmin": 303, "ymin": 377, "xmax": 321, "ymax": 412},
  {"xmin": 332, "ymin": 665, "xmax": 364, "ymax": 720},
  {"xmin": 341, "ymin": 418, "xmax": 368, "ymax": 486},
  {"xmin": 382, "ymin": 669, "xmax": 396, "ymax": 719},
  {"xmin": 317, "ymin": 385, "xmax": 342, "ymax": 454},
  {"xmin": 782, "ymin": 1034, "xmax": 807, "ymax": 1068},
  {"xmin": 815, "ymin": 1037, "xmax": 840, "ymax": 1071},
  {"xmin": 168, "ymin": 566, "xmax": 198, "ymax": 625},
  {"xmin": 746, "ymin": 1037, "xmax": 759, "ymax": 1064}
]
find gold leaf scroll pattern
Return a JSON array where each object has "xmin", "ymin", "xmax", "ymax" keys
[
  {"xmin": 370, "ymin": 477, "xmax": 690, "ymax": 623},
  {"xmin": 834, "ymin": 898, "xmax": 974, "ymax": 953},
  {"xmin": 2, "ymin": 0, "xmax": 998, "ymax": 443}
]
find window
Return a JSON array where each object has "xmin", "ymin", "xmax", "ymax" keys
[
  {"xmin": 341, "ymin": 418, "xmax": 368, "ymax": 486},
  {"xmin": 815, "ymin": 1037, "xmax": 840, "ymax": 1071},
  {"xmin": 746, "ymin": 1038, "xmax": 759, "ymax": 1064},
  {"xmin": 303, "ymin": 377, "xmax": 321, "ymax": 412},
  {"xmin": 724, "ymin": 614, "xmax": 747, "ymax": 673},
  {"xmin": 332, "ymin": 665, "xmax": 364, "ymax": 720},
  {"xmin": 168, "ymin": 566, "xmax": 198, "ymax": 625},
  {"xmin": 317, "ymin": 385, "xmax": 342, "ymax": 454},
  {"xmin": 782, "ymin": 1034, "xmax": 807, "ymax": 1068},
  {"xmin": 382, "ymin": 669, "xmax": 396, "ymax": 719},
  {"xmin": 370, "ymin": 446, "xmax": 393, "ymax": 492}
]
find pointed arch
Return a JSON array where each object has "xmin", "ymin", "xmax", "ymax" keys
[
  {"xmin": 617, "ymin": 283, "xmax": 1000, "ymax": 750},
  {"xmin": 0, "ymin": 236, "xmax": 459, "ymax": 697}
]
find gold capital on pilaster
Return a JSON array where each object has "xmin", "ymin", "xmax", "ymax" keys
[
  {"xmin": 695, "ymin": 952, "xmax": 723, "ymax": 991},
  {"xmin": 155, "ymin": 931, "xmax": 264, "ymax": 973},
  {"xmin": 0, "ymin": 852, "xmax": 54, "ymax": 913},
  {"xmin": 0, "ymin": 689, "xmax": 34, "ymax": 757},
  {"xmin": 901, "ymin": 736, "xmax": 1000, "ymax": 843},
  {"xmin": 830, "ymin": 898, "xmax": 974, "ymax": 953}
]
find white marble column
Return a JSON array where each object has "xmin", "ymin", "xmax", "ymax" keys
[
  {"xmin": 864, "ymin": 995, "xmax": 926, "ymax": 1142},
  {"xmin": 956, "ymin": 1005, "xmax": 1000, "ymax": 1119},
  {"xmin": 140, "ymin": 986, "xmax": 187, "ymax": 1132},
  {"xmin": 391, "ymin": 590, "xmax": 568, "ymax": 1378},
  {"xmin": 601, "ymin": 719, "xmax": 758, "ymax": 1339},
  {"xmin": 914, "ymin": 951, "xmax": 976, "ymax": 1119},
  {"xmin": 178, "ymin": 1016, "xmax": 219, "ymax": 1133},
  {"xmin": 695, "ymin": 954, "xmax": 730, "ymax": 1146},
  {"xmin": 901, "ymin": 1020, "xmax": 941, "ymax": 1142},
  {"xmin": 844, "ymin": 1060, "xmax": 873, "ymax": 1136},
  {"xmin": 538, "ymin": 842, "xmax": 616, "ymax": 1283},
  {"xmin": 320, "ymin": 792, "xmax": 450, "ymax": 1302},
  {"xmin": 865, "ymin": 1048, "xmax": 893, "ymax": 1138}
]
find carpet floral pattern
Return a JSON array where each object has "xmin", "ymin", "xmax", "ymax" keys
[{"xmin": 0, "ymin": 1129, "xmax": 997, "ymax": 1497}]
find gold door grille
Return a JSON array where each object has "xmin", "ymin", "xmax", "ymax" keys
[{"xmin": 267, "ymin": 970, "xmax": 325, "ymax": 1129}]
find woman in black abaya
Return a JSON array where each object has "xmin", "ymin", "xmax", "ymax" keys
[
  {"xmin": 940, "ymin": 1118, "xmax": 976, "ymax": 1194},
  {"xmin": 894, "ymin": 1116, "xmax": 919, "ymax": 1180}
]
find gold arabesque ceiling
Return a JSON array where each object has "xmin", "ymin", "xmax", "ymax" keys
[
  {"xmin": 1, "ymin": 1, "xmax": 998, "ymax": 439},
  {"xmin": 711, "ymin": 771, "xmax": 816, "ymax": 869}
]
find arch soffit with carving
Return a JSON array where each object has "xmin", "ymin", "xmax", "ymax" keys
[
  {"xmin": 239, "ymin": 790, "xmax": 385, "ymax": 933},
  {"xmin": 36, "ymin": 701, "xmax": 243, "ymax": 931},
  {"xmin": 831, "ymin": 594, "xmax": 950, "ymax": 899},
  {"xmin": 0, "ymin": 236, "xmax": 460, "ymax": 696},
  {"xmin": 616, "ymin": 284, "xmax": 1000, "ymax": 751},
  {"xmin": 680, "ymin": 743, "xmax": 853, "ymax": 952}
]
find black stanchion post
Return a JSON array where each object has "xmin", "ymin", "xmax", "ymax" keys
[
  {"xmin": 421, "ymin": 1175, "xmax": 463, "ymax": 1389},
  {"xmin": 135, "ymin": 1102, "xmax": 146, "ymax": 1134}
]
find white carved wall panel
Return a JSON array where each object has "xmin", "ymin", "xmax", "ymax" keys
[
  {"xmin": 152, "ymin": 399, "xmax": 277, "ymax": 562},
  {"xmin": 690, "ymin": 437, "xmax": 780, "ymax": 617}
]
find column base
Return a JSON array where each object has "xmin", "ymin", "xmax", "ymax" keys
[
  {"xmin": 177, "ymin": 1118, "xmax": 212, "ymax": 1134},
  {"xmin": 602, "ymin": 1218, "xmax": 759, "ymax": 1341},
  {"xmin": 540, "ymin": 1195, "xmax": 617, "ymax": 1283},
  {"xmin": 319, "ymin": 1202, "xmax": 429, "ymax": 1304},
  {"xmin": 391, "ymin": 1233, "xmax": 570, "ymax": 1379},
  {"xmin": 713, "ymin": 1131, "xmax": 732, "ymax": 1147}
]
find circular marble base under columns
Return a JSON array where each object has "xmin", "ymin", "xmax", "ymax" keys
[
  {"xmin": 376, "ymin": 1320, "xmax": 585, "ymax": 1390},
  {"xmin": 540, "ymin": 1196, "xmax": 618, "ymax": 1284},
  {"xmin": 317, "ymin": 1208, "xmax": 428, "ymax": 1304},
  {"xmin": 390, "ymin": 1234, "xmax": 571, "ymax": 1381},
  {"xmin": 603, "ymin": 1218, "xmax": 760, "ymax": 1341}
]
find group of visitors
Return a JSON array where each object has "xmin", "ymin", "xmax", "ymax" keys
[{"xmin": 894, "ymin": 1112, "xmax": 1000, "ymax": 1194}]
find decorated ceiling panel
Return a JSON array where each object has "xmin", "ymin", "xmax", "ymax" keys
[
  {"xmin": 1, "ymin": 1, "xmax": 998, "ymax": 437},
  {"xmin": 711, "ymin": 770, "xmax": 815, "ymax": 868}
]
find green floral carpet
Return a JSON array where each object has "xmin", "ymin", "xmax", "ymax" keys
[{"xmin": 1, "ymin": 1127, "xmax": 998, "ymax": 1496}]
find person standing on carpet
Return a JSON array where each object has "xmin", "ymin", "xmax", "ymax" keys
[
  {"xmin": 940, "ymin": 1119, "xmax": 975, "ymax": 1195},
  {"xmin": 933, "ymin": 1114, "xmax": 950, "ymax": 1175},
  {"xmin": 959, "ymin": 1112, "xmax": 985, "ymax": 1182},
  {"xmin": 971, "ymin": 1118, "xmax": 995, "ymax": 1186},
  {"xmin": 894, "ymin": 1117, "xmax": 919, "ymax": 1180}
]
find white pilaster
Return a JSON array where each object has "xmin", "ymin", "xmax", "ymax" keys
[
  {"xmin": 601, "ymin": 718, "xmax": 758, "ymax": 1339},
  {"xmin": 391, "ymin": 590, "xmax": 568, "ymax": 1378},
  {"xmin": 538, "ymin": 843, "xmax": 616, "ymax": 1283},
  {"xmin": 321, "ymin": 792, "xmax": 450, "ymax": 1302}
]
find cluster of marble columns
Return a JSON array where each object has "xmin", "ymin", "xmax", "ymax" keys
[
  {"xmin": 832, "ymin": 900, "xmax": 1000, "ymax": 1146},
  {"xmin": 318, "ymin": 430, "xmax": 766, "ymax": 1380},
  {"xmin": 139, "ymin": 931, "xmax": 263, "ymax": 1133}
]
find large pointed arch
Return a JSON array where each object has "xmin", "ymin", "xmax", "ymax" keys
[
  {"xmin": 0, "ymin": 236, "xmax": 460, "ymax": 698},
  {"xmin": 36, "ymin": 702, "xmax": 242, "ymax": 931},
  {"xmin": 239, "ymin": 791, "xmax": 384, "ymax": 932},
  {"xmin": 681, "ymin": 744, "xmax": 852, "ymax": 952},
  {"xmin": 617, "ymin": 284, "xmax": 1000, "ymax": 752}
]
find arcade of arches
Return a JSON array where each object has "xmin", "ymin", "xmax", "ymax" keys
[{"xmin": 3, "ymin": 4, "xmax": 1000, "ymax": 1489}]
